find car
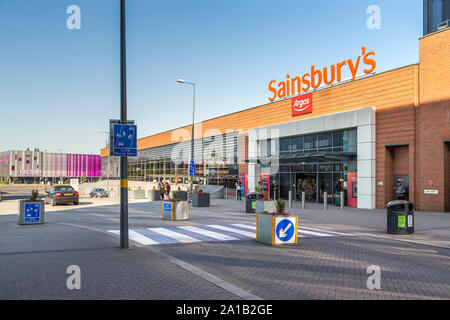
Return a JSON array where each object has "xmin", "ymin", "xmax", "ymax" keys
[
  {"xmin": 45, "ymin": 185, "xmax": 79, "ymax": 206},
  {"xmin": 89, "ymin": 188, "xmax": 108, "ymax": 198}
]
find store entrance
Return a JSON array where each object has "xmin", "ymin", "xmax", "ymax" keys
[{"xmin": 296, "ymin": 173, "xmax": 317, "ymax": 202}]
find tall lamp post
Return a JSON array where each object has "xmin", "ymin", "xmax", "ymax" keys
[
  {"xmin": 177, "ymin": 79, "xmax": 196, "ymax": 192},
  {"xmin": 119, "ymin": 0, "xmax": 129, "ymax": 249}
]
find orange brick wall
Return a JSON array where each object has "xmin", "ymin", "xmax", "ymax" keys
[
  {"xmin": 416, "ymin": 28, "xmax": 450, "ymax": 211},
  {"xmin": 100, "ymin": 28, "xmax": 450, "ymax": 211},
  {"xmin": 101, "ymin": 65, "xmax": 418, "ymax": 155}
]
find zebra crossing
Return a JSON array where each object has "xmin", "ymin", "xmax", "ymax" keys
[{"xmin": 108, "ymin": 223, "xmax": 353, "ymax": 246}]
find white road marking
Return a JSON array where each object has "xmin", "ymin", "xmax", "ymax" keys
[
  {"xmin": 208, "ymin": 224, "xmax": 255, "ymax": 238},
  {"xmin": 179, "ymin": 226, "xmax": 238, "ymax": 241},
  {"xmin": 301, "ymin": 226, "xmax": 352, "ymax": 236},
  {"xmin": 298, "ymin": 229, "xmax": 333, "ymax": 237},
  {"xmin": 232, "ymin": 223, "xmax": 256, "ymax": 231},
  {"xmin": 109, "ymin": 230, "xmax": 159, "ymax": 245},
  {"xmin": 150, "ymin": 227, "xmax": 201, "ymax": 243}
]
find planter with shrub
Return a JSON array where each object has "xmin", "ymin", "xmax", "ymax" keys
[
  {"xmin": 18, "ymin": 189, "xmax": 45, "ymax": 225},
  {"xmin": 162, "ymin": 191, "xmax": 189, "ymax": 221},
  {"xmin": 256, "ymin": 199, "xmax": 298, "ymax": 246},
  {"xmin": 192, "ymin": 189, "xmax": 210, "ymax": 207}
]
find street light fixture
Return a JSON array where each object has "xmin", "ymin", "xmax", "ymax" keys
[{"xmin": 177, "ymin": 78, "xmax": 196, "ymax": 194}]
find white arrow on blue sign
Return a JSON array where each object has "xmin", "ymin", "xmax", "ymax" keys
[{"xmin": 276, "ymin": 219, "xmax": 295, "ymax": 242}]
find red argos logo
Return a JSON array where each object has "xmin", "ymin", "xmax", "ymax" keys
[{"xmin": 291, "ymin": 93, "xmax": 313, "ymax": 116}]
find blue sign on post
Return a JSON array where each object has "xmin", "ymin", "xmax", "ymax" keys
[
  {"xmin": 24, "ymin": 203, "xmax": 41, "ymax": 224},
  {"xmin": 189, "ymin": 160, "xmax": 195, "ymax": 176},
  {"xmin": 112, "ymin": 123, "xmax": 137, "ymax": 157}
]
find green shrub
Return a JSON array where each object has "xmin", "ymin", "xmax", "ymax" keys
[{"xmin": 276, "ymin": 199, "xmax": 285, "ymax": 214}]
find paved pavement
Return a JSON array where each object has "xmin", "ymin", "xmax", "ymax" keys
[{"xmin": 0, "ymin": 197, "xmax": 449, "ymax": 300}]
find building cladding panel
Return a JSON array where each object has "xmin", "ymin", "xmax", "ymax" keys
[
  {"xmin": 0, "ymin": 152, "xmax": 105, "ymax": 178},
  {"xmin": 100, "ymin": 28, "xmax": 450, "ymax": 211}
]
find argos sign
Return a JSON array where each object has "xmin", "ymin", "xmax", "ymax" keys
[
  {"xmin": 268, "ymin": 47, "xmax": 376, "ymax": 102},
  {"xmin": 291, "ymin": 93, "xmax": 312, "ymax": 116}
]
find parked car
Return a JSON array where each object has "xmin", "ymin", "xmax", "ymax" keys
[
  {"xmin": 45, "ymin": 185, "xmax": 79, "ymax": 206},
  {"xmin": 89, "ymin": 188, "xmax": 108, "ymax": 198}
]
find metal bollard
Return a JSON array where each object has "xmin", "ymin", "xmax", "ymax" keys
[
  {"xmin": 288, "ymin": 190, "xmax": 292, "ymax": 209},
  {"xmin": 323, "ymin": 192, "xmax": 328, "ymax": 210},
  {"xmin": 225, "ymin": 187, "xmax": 228, "ymax": 200},
  {"xmin": 340, "ymin": 191, "xmax": 344, "ymax": 210},
  {"xmin": 302, "ymin": 192, "xmax": 306, "ymax": 209}
]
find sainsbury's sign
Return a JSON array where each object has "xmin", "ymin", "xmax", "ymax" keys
[
  {"xmin": 268, "ymin": 46, "xmax": 376, "ymax": 102},
  {"xmin": 291, "ymin": 93, "xmax": 312, "ymax": 116}
]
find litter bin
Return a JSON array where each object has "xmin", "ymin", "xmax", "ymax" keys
[
  {"xmin": 386, "ymin": 200, "xmax": 414, "ymax": 234},
  {"xmin": 245, "ymin": 192, "xmax": 264, "ymax": 213},
  {"xmin": 334, "ymin": 192, "xmax": 341, "ymax": 206}
]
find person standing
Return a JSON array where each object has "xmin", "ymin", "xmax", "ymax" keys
[
  {"xmin": 394, "ymin": 180, "xmax": 406, "ymax": 200},
  {"xmin": 236, "ymin": 181, "xmax": 242, "ymax": 201},
  {"xmin": 256, "ymin": 181, "xmax": 264, "ymax": 194},
  {"xmin": 165, "ymin": 182, "xmax": 171, "ymax": 199},
  {"xmin": 157, "ymin": 182, "xmax": 164, "ymax": 199},
  {"xmin": 272, "ymin": 181, "xmax": 277, "ymax": 200}
]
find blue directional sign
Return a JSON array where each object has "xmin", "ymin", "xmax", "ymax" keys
[
  {"xmin": 276, "ymin": 219, "xmax": 295, "ymax": 242},
  {"xmin": 24, "ymin": 203, "xmax": 41, "ymax": 224},
  {"xmin": 163, "ymin": 203, "xmax": 172, "ymax": 213},
  {"xmin": 189, "ymin": 160, "xmax": 196, "ymax": 176},
  {"xmin": 112, "ymin": 123, "xmax": 137, "ymax": 157}
]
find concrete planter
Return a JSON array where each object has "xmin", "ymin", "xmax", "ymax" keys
[
  {"xmin": 175, "ymin": 191, "xmax": 188, "ymax": 201},
  {"xmin": 255, "ymin": 200, "xmax": 277, "ymax": 214},
  {"xmin": 147, "ymin": 190, "xmax": 161, "ymax": 201},
  {"xmin": 128, "ymin": 190, "xmax": 146, "ymax": 200},
  {"xmin": 18, "ymin": 200, "xmax": 45, "ymax": 225},
  {"xmin": 192, "ymin": 193, "xmax": 210, "ymax": 207},
  {"xmin": 256, "ymin": 213, "xmax": 298, "ymax": 246},
  {"xmin": 162, "ymin": 201, "xmax": 189, "ymax": 221}
]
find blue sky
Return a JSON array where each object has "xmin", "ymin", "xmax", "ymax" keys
[{"xmin": 0, "ymin": 0, "xmax": 422, "ymax": 154}]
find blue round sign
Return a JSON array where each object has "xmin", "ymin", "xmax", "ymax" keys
[{"xmin": 276, "ymin": 219, "xmax": 294, "ymax": 242}]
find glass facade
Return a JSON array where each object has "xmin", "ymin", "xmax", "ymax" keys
[
  {"xmin": 264, "ymin": 129, "xmax": 357, "ymax": 203},
  {"xmin": 424, "ymin": 0, "xmax": 450, "ymax": 35},
  {"xmin": 123, "ymin": 132, "xmax": 240, "ymax": 187}
]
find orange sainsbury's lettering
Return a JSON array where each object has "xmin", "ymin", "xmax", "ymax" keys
[
  {"xmin": 268, "ymin": 80, "xmax": 277, "ymax": 102},
  {"xmin": 267, "ymin": 46, "xmax": 376, "ymax": 102}
]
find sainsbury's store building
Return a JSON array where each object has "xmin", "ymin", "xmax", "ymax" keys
[{"xmin": 101, "ymin": 27, "xmax": 450, "ymax": 212}]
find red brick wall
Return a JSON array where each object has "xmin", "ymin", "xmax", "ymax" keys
[
  {"xmin": 417, "ymin": 29, "xmax": 450, "ymax": 212},
  {"xmin": 445, "ymin": 143, "xmax": 450, "ymax": 211},
  {"xmin": 393, "ymin": 146, "xmax": 410, "ymax": 175},
  {"xmin": 376, "ymin": 104, "xmax": 417, "ymax": 208}
]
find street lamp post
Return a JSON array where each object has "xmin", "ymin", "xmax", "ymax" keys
[
  {"xmin": 177, "ymin": 79, "xmax": 196, "ymax": 194},
  {"xmin": 119, "ymin": 0, "xmax": 129, "ymax": 249}
]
